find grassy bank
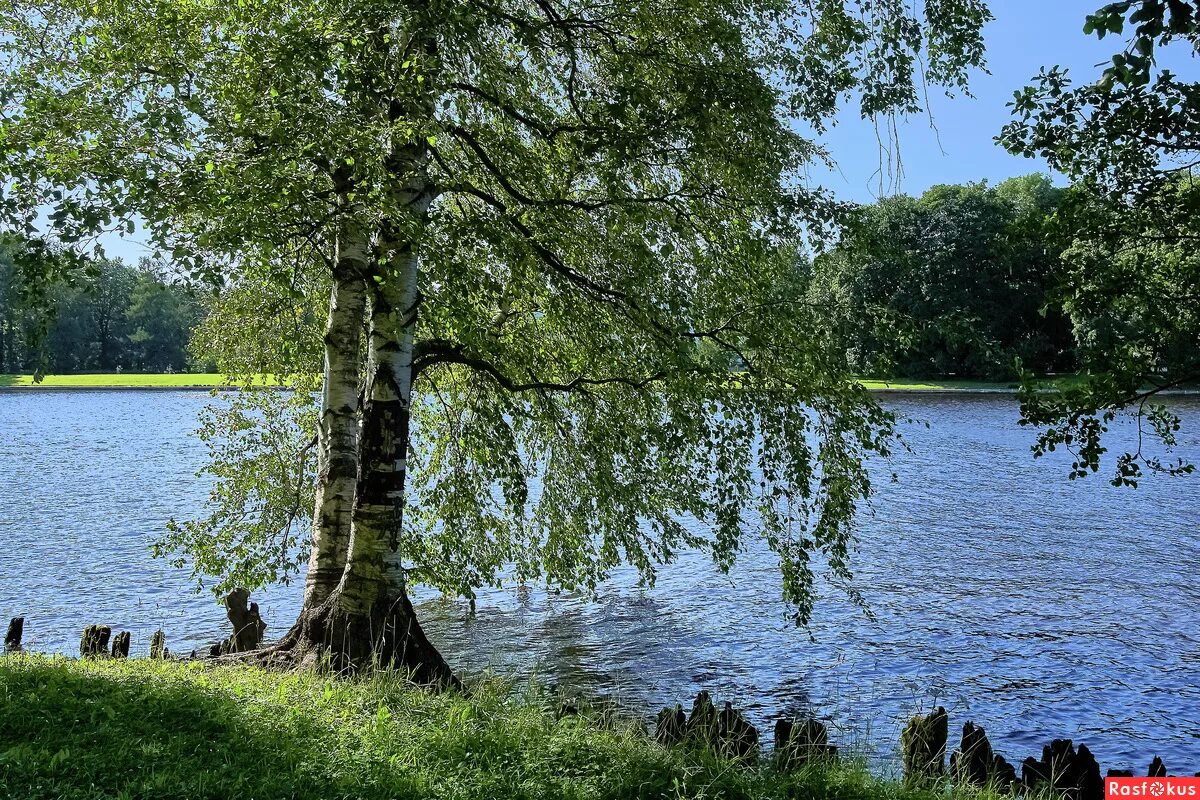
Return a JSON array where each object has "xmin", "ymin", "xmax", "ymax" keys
[
  {"xmin": 1, "ymin": 372, "xmax": 1025, "ymax": 393},
  {"xmin": 856, "ymin": 378, "xmax": 1021, "ymax": 392},
  {"xmin": 0, "ymin": 373, "xmax": 289, "ymax": 389},
  {"xmin": 0, "ymin": 373, "xmax": 232, "ymax": 389},
  {"xmin": 0, "ymin": 655, "xmax": 976, "ymax": 800}
]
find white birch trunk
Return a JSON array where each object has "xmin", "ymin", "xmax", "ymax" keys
[
  {"xmin": 335, "ymin": 146, "xmax": 431, "ymax": 618},
  {"xmin": 303, "ymin": 228, "xmax": 369, "ymax": 606}
]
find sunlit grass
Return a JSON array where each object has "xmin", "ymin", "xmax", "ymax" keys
[
  {"xmin": 857, "ymin": 378, "xmax": 1021, "ymax": 391},
  {"xmin": 0, "ymin": 654, "xmax": 1004, "ymax": 800},
  {"xmin": 0, "ymin": 373, "xmax": 278, "ymax": 388},
  {"xmin": 0, "ymin": 373, "xmax": 1108, "ymax": 393}
]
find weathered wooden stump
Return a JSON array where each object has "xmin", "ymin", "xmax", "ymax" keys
[
  {"xmin": 1076, "ymin": 745, "xmax": 1104, "ymax": 800},
  {"xmin": 901, "ymin": 706, "xmax": 948, "ymax": 784},
  {"xmin": 225, "ymin": 589, "xmax": 266, "ymax": 652},
  {"xmin": 774, "ymin": 717, "xmax": 838, "ymax": 770},
  {"xmin": 949, "ymin": 721, "xmax": 1017, "ymax": 789},
  {"xmin": 110, "ymin": 631, "xmax": 131, "ymax": 659},
  {"xmin": 80, "ymin": 624, "xmax": 112, "ymax": 658},
  {"xmin": 5, "ymin": 617, "xmax": 23, "ymax": 650},
  {"xmin": 149, "ymin": 630, "xmax": 167, "ymax": 660},
  {"xmin": 685, "ymin": 691, "xmax": 720, "ymax": 749},
  {"xmin": 1021, "ymin": 739, "xmax": 1103, "ymax": 800},
  {"xmin": 990, "ymin": 752, "xmax": 1019, "ymax": 789},
  {"xmin": 1148, "ymin": 756, "xmax": 1167, "ymax": 777},
  {"xmin": 655, "ymin": 705, "xmax": 687, "ymax": 746},
  {"xmin": 717, "ymin": 701, "xmax": 759, "ymax": 760}
]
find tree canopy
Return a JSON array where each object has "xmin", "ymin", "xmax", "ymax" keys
[
  {"xmin": 0, "ymin": 0, "xmax": 992, "ymax": 670},
  {"xmin": 1000, "ymin": 0, "xmax": 1200, "ymax": 485},
  {"xmin": 809, "ymin": 175, "xmax": 1073, "ymax": 381},
  {"xmin": 0, "ymin": 241, "xmax": 205, "ymax": 374}
]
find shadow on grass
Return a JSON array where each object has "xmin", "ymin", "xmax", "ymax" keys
[
  {"xmin": 0, "ymin": 375, "xmax": 17, "ymax": 387},
  {"xmin": 0, "ymin": 656, "xmax": 990, "ymax": 800},
  {"xmin": 0, "ymin": 658, "xmax": 419, "ymax": 800}
]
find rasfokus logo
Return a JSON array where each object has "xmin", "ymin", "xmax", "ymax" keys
[{"xmin": 1107, "ymin": 778, "xmax": 1200, "ymax": 798}]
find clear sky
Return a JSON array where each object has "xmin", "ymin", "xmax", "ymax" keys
[
  {"xmin": 812, "ymin": 0, "xmax": 1149, "ymax": 203},
  {"xmin": 100, "ymin": 1, "xmax": 1140, "ymax": 263}
]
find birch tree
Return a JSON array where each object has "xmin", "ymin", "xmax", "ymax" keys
[{"xmin": 0, "ymin": 0, "xmax": 989, "ymax": 679}]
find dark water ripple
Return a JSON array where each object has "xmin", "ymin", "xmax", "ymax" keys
[{"xmin": 1, "ymin": 391, "xmax": 1197, "ymax": 773}]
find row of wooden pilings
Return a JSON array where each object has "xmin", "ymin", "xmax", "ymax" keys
[
  {"xmin": 6, "ymin": 616, "xmax": 160, "ymax": 659},
  {"xmin": 652, "ymin": 694, "xmax": 1194, "ymax": 798},
  {"xmin": 4, "ymin": 589, "xmax": 267, "ymax": 660}
]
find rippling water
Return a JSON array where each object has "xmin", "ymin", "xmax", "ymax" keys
[{"xmin": 1, "ymin": 390, "xmax": 1197, "ymax": 773}]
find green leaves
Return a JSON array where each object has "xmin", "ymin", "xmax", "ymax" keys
[
  {"xmin": 812, "ymin": 176, "xmax": 1072, "ymax": 382},
  {"xmin": 1002, "ymin": 2, "xmax": 1200, "ymax": 485},
  {"xmin": 0, "ymin": 0, "xmax": 990, "ymax": 622}
]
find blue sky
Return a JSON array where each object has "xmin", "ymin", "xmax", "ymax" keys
[
  {"xmin": 102, "ymin": 1, "xmax": 1134, "ymax": 263},
  {"xmin": 813, "ymin": 0, "xmax": 1141, "ymax": 203}
]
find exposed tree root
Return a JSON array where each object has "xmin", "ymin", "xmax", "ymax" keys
[{"xmin": 212, "ymin": 590, "xmax": 461, "ymax": 691}]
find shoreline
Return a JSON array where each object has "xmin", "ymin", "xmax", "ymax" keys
[
  {"xmin": 3, "ymin": 374, "xmax": 1198, "ymax": 396},
  {"xmin": 0, "ymin": 652, "xmax": 1178, "ymax": 799}
]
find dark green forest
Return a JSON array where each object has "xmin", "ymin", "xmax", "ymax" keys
[
  {"xmin": 0, "ymin": 238, "xmax": 206, "ymax": 374},
  {"xmin": 810, "ymin": 173, "xmax": 1200, "ymax": 382}
]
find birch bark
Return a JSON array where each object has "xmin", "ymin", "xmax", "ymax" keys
[{"xmin": 303, "ymin": 229, "xmax": 368, "ymax": 606}]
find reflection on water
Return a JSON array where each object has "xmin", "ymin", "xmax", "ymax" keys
[{"xmin": 1, "ymin": 390, "xmax": 1198, "ymax": 771}]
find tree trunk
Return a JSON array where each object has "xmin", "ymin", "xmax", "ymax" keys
[
  {"xmin": 279, "ymin": 157, "xmax": 456, "ymax": 688},
  {"xmin": 97, "ymin": 313, "xmax": 112, "ymax": 371},
  {"xmin": 303, "ymin": 236, "xmax": 368, "ymax": 607}
]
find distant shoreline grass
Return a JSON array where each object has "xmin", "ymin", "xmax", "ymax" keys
[
  {"xmin": 0, "ymin": 654, "xmax": 989, "ymax": 800},
  {"xmin": 856, "ymin": 378, "xmax": 1022, "ymax": 393},
  {"xmin": 0, "ymin": 373, "xmax": 275, "ymax": 390},
  {"xmin": 3, "ymin": 373, "xmax": 1195, "ymax": 395},
  {"xmin": 1, "ymin": 372, "xmax": 1026, "ymax": 393}
]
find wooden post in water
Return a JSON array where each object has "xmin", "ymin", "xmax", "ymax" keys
[
  {"xmin": 4, "ymin": 617, "xmax": 23, "ymax": 650},
  {"xmin": 774, "ymin": 717, "xmax": 838, "ymax": 770},
  {"xmin": 80, "ymin": 624, "xmax": 111, "ymax": 658},
  {"xmin": 716, "ymin": 701, "xmax": 759, "ymax": 760},
  {"xmin": 1021, "ymin": 739, "xmax": 1103, "ymax": 800},
  {"xmin": 111, "ymin": 631, "xmax": 131, "ymax": 659},
  {"xmin": 654, "ymin": 705, "xmax": 686, "ymax": 745},
  {"xmin": 949, "ymin": 721, "xmax": 1016, "ymax": 789},
  {"xmin": 685, "ymin": 691, "xmax": 720, "ymax": 749},
  {"xmin": 224, "ymin": 589, "xmax": 266, "ymax": 653},
  {"xmin": 901, "ymin": 706, "xmax": 948, "ymax": 785},
  {"xmin": 149, "ymin": 630, "xmax": 167, "ymax": 660}
]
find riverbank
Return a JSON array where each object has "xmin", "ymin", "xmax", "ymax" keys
[
  {"xmin": 0, "ymin": 372, "xmax": 1031, "ymax": 393},
  {"xmin": 8, "ymin": 372, "xmax": 1198, "ymax": 396},
  {"xmin": 0, "ymin": 373, "xmax": 239, "ymax": 389},
  {"xmin": 0, "ymin": 654, "xmax": 979, "ymax": 800}
]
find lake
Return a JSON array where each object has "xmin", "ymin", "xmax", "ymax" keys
[{"xmin": 1, "ymin": 389, "xmax": 1197, "ymax": 774}]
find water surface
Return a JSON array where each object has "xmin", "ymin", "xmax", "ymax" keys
[{"xmin": 1, "ymin": 390, "xmax": 1197, "ymax": 773}]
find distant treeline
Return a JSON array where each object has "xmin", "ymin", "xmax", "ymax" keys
[
  {"xmin": 4, "ymin": 174, "xmax": 1194, "ymax": 383},
  {"xmin": 809, "ymin": 174, "xmax": 1073, "ymax": 381},
  {"xmin": 808, "ymin": 173, "xmax": 1199, "ymax": 382},
  {"xmin": 0, "ymin": 239, "xmax": 208, "ymax": 374}
]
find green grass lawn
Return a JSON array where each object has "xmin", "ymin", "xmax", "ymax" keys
[
  {"xmin": 0, "ymin": 654, "xmax": 990, "ymax": 800},
  {"xmin": 856, "ymin": 378, "xmax": 1022, "ymax": 392},
  {"xmin": 0, "ymin": 374, "xmax": 1107, "ymax": 394},
  {"xmin": 2, "ymin": 373, "xmax": 1029, "ymax": 392},
  {"xmin": 0, "ymin": 373, "xmax": 269, "ymax": 388}
]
